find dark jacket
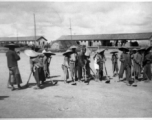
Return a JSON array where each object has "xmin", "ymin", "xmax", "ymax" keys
[
  {"xmin": 120, "ymin": 53, "xmax": 131, "ymax": 67},
  {"xmin": 6, "ymin": 50, "xmax": 20, "ymax": 68},
  {"xmin": 77, "ymin": 52, "xmax": 85, "ymax": 66}
]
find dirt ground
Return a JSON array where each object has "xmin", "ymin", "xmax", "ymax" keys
[{"xmin": 0, "ymin": 50, "xmax": 152, "ymax": 118}]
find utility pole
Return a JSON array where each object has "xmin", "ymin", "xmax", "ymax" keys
[
  {"xmin": 69, "ymin": 18, "xmax": 72, "ymax": 40},
  {"xmin": 16, "ymin": 29, "xmax": 19, "ymax": 46},
  {"xmin": 16, "ymin": 29, "xmax": 18, "ymax": 41},
  {"xmin": 33, "ymin": 13, "xmax": 37, "ymax": 48}
]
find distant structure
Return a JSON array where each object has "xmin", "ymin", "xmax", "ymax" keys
[
  {"xmin": 0, "ymin": 36, "xmax": 48, "ymax": 48},
  {"xmin": 50, "ymin": 32, "xmax": 152, "ymax": 51}
]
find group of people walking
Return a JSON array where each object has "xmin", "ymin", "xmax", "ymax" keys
[{"xmin": 5, "ymin": 43, "xmax": 152, "ymax": 91}]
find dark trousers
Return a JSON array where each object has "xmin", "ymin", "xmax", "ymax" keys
[
  {"xmin": 96, "ymin": 64, "xmax": 103, "ymax": 81},
  {"xmin": 96, "ymin": 69, "xmax": 103, "ymax": 80},
  {"xmin": 119, "ymin": 64, "xmax": 131, "ymax": 81},
  {"xmin": 77, "ymin": 65, "xmax": 83, "ymax": 80},
  {"xmin": 33, "ymin": 67, "xmax": 45, "ymax": 87},
  {"xmin": 8, "ymin": 66, "xmax": 22, "ymax": 87},
  {"xmin": 143, "ymin": 64, "xmax": 151, "ymax": 80}
]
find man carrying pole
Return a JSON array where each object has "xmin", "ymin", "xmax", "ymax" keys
[
  {"xmin": 43, "ymin": 51, "xmax": 56, "ymax": 78},
  {"xmin": 118, "ymin": 47, "xmax": 132, "ymax": 86},
  {"xmin": 131, "ymin": 48, "xmax": 142, "ymax": 86},
  {"xmin": 93, "ymin": 49, "xmax": 106, "ymax": 82},
  {"xmin": 25, "ymin": 50, "xmax": 45, "ymax": 89}
]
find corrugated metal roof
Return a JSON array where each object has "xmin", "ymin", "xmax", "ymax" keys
[
  {"xmin": 57, "ymin": 32, "xmax": 152, "ymax": 41},
  {"xmin": 0, "ymin": 36, "xmax": 47, "ymax": 42}
]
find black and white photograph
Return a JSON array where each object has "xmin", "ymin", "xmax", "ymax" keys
[{"xmin": 0, "ymin": 0, "xmax": 152, "ymax": 118}]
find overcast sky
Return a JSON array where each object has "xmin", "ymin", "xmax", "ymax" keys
[{"xmin": 0, "ymin": 1, "xmax": 152, "ymax": 42}]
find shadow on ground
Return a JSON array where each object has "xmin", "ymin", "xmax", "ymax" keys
[{"xmin": 0, "ymin": 96, "xmax": 9, "ymax": 100}]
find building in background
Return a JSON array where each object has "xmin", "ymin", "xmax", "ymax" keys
[
  {"xmin": 0, "ymin": 36, "xmax": 48, "ymax": 48},
  {"xmin": 50, "ymin": 32, "xmax": 152, "ymax": 51}
]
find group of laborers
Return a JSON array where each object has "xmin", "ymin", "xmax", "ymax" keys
[
  {"xmin": 5, "ymin": 43, "xmax": 152, "ymax": 91},
  {"xmin": 5, "ymin": 43, "xmax": 56, "ymax": 90},
  {"xmin": 62, "ymin": 45, "xmax": 152, "ymax": 87},
  {"xmin": 62, "ymin": 45, "xmax": 92, "ymax": 85},
  {"xmin": 111, "ymin": 47, "xmax": 152, "ymax": 86}
]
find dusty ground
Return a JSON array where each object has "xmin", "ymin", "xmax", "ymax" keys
[{"xmin": 0, "ymin": 50, "xmax": 152, "ymax": 118}]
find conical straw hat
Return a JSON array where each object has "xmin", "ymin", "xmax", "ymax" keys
[{"xmin": 24, "ymin": 49, "xmax": 40, "ymax": 57}]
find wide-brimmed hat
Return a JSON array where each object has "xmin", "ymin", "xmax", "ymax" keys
[
  {"xmin": 4, "ymin": 43, "xmax": 19, "ymax": 48},
  {"xmin": 138, "ymin": 47, "xmax": 146, "ymax": 51},
  {"xmin": 24, "ymin": 49, "xmax": 41, "ymax": 57},
  {"xmin": 96, "ymin": 49, "xmax": 105, "ymax": 53},
  {"xmin": 70, "ymin": 45, "xmax": 78, "ymax": 49},
  {"xmin": 129, "ymin": 48, "xmax": 138, "ymax": 52},
  {"xmin": 110, "ymin": 51, "xmax": 118, "ymax": 54},
  {"xmin": 43, "ymin": 51, "xmax": 56, "ymax": 56},
  {"xmin": 118, "ymin": 47, "xmax": 129, "ymax": 52},
  {"xmin": 63, "ymin": 49, "xmax": 73, "ymax": 56}
]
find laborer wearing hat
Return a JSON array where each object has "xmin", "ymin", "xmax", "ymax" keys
[
  {"xmin": 77, "ymin": 45, "xmax": 86, "ymax": 82},
  {"xmin": 69, "ymin": 46, "xmax": 78, "ymax": 84},
  {"xmin": 130, "ymin": 49, "xmax": 137, "ymax": 80},
  {"xmin": 43, "ymin": 51, "xmax": 55, "ymax": 78},
  {"xmin": 62, "ymin": 49, "xmax": 73, "ymax": 83},
  {"xmin": 25, "ymin": 50, "xmax": 46, "ymax": 89},
  {"xmin": 110, "ymin": 51, "xmax": 119, "ymax": 77},
  {"xmin": 118, "ymin": 47, "xmax": 132, "ymax": 85},
  {"xmin": 143, "ymin": 46, "xmax": 152, "ymax": 81},
  {"xmin": 131, "ymin": 48, "xmax": 143, "ymax": 86},
  {"xmin": 84, "ymin": 50, "xmax": 91, "ymax": 83},
  {"xmin": 5, "ymin": 43, "xmax": 22, "ymax": 91},
  {"xmin": 93, "ymin": 49, "xmax": 106, "ymax": 81}
]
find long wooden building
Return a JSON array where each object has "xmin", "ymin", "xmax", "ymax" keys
[
  {"xmin": 50, "ymin": 32, "xmax": 152, "ymax": 51},
  {"xmin": 0, "ymin": 36, "xmax": 48, "ymax": 48}
]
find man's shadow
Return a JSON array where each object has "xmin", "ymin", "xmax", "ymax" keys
[
  {"xmin": 0, "ymin": 96, "xmax": 9, "ymax": 100},
  {"xmin": 40, "ymin": 80, "xmax": 59, "ymax": 89},
  {"xmin": 22, "ymin": 75, "xmax": 61, "ymax": 89}
]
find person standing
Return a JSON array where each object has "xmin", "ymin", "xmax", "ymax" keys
[
  {"xmin": 69, "ymin": 46, "xmax": 79, "ymax": 85},
  {"xmin": 93, "ymin": 49, "xmax": 106, "ymax": 82},
  {"xmin": 43, "ymin": 51, "xmax": 55, "ymax": 78},
  {"xmin": 110, "ymin": 51, "xmax": 119, "ymax": 77},
  {"xmin": 133, "ymin": 49, "xmax": 143, "ymax": 78},
  {"xmin": 69, "ymin": 46, "xmax": 78, "ymax": 81},
  {"xmin": 77, "ymin": 45, "xmax": 86, "ymax": 82},
  {"xmin": 131, "ymin": 49, "xmax": 142, "ymax": 86},
  {"xmin": 118, "ymin": 47, "xmax": 132, "ymax": 85},
  {"xmin": 5, "ymin": 43, "xmax": 22, "ymax": 91},
  {"xmin": 84, "ymin": 51, "xmax": 91, "ymax": 83},
  {"xmin": 130, "ymin": 49, "xmax": 136, "ymax": 78},
  {"xmin": 25, "ymin": 50, "xmax": 46, "ymax": 89},
  {"xmin": 143, "ymin": 46, "xmax": 152, "ymax": 81},
  {"xmin": 62, "ymin": 49, "xmax": 73, "ymax": 83}
]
